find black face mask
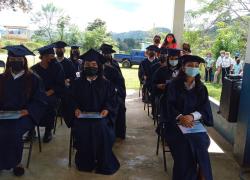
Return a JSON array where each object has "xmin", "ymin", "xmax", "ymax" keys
[
  {"xmin": 84, "ymin": 67, "xmax": 98, "ymax": 76},
  {"xmin": 10, "ymin": 61, "xmax": 24, "ymax": 73},
  {"xmin": 56, "ymin": 51, "xmax": 64, "ymax": 58}
]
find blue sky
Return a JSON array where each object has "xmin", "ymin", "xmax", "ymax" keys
[{"xmin": 0, "ymin": 0, "xmax": 199, "ymax": 32}]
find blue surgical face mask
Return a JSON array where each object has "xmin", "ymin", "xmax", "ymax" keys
[
  {"xmin": 169, "ymin": 60, "xmax": 179, "ymax": 67},
  {"xmin": 185, "ymin": 67, "xmax": 200, "ymax": 77}
]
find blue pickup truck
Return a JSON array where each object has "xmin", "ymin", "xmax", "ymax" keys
[{"xmin": 114, "ymin": 50, "xmax": 146, "ymax": 68}]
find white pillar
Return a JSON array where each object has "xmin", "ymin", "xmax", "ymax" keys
[
  {"xmin": 245, "ymin": 24, "xmax": 250, "ymax": 64},
  {"xmin": 172, "ymin": 0, "xmax": 186, "ymax": 47}
]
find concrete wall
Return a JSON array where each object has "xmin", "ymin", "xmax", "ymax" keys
[{"xmin": 209, "ymin": 97, "xmax": 237, "ymax": 145}]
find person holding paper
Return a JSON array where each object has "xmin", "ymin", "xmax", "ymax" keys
[
  {"xmin": 164, "ymin": 55, "xmax": 214, "ymax": 180},
  {"xmin": 0, "ymin": 45, "xmax": 47, "ymax": 176},
  {"xmin": 67, "ymin": 49, "xmax": 120, "ymax": 175}
]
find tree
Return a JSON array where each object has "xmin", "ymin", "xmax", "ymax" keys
[
  {"xmin": 57, "ymin": 15, "xmax": 71, "ymax": 41},
  {"xmin": 82, "ymin": 19, "xmax": 117, "ymax": 51},
  {"xmin": 31, "ymin": 3, "xmax": 63, "ymax": 43},
  {"xmin": 86, "ymin": 18, "xmax": 106, "ymax": 31},
  {"xmin": 0, "ymin": 0, "xmax": 31, "ymax": 12},
  {"xmin": 65, "ymin": 25, "xmax": 83, "ymax": 46}
]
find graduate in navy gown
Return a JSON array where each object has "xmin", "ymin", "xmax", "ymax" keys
[
  {"xmin": 31, "ymin": 44, "xmax": 65, "ymax": 142},
  {"xmin": 164, "ymin": 55, "xmax": 214, "ymax": 180},
  {"xmin": 0, "ymin": 45, "xmax": 47, "ymax": 176},
  {"xmin": 54, "ymin": 41, "xmax": 76, "ymax": 87},
  {"xmin": 68, "ymin": 49, "xmax": 120, "ymax": 175},
  {"xmin": 69, "ymin": 45, "xmax": 82, "ymax": 73},
  {"xmin": 100, "ymin": 44, "xmax": 127, "ymax": 139},
  {"xmin": 100, "ymin": 43, "xmax": 121, "ymax": 73}
]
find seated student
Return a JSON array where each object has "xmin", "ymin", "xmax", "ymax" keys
[
  {"xmin": 69, "ymin": 45, "xmax": 82, "ymax": 73},
  {"xmin": 68, "ymin": 49, "xmax": 120, "ymax": 175},
  {"xmin": 100, "ymin": 44, "xmax": 127, "ymax": 140},
  {"xmin": 31, "ymin": 44, "xmax": 65, "ymax": 143},
  {"xmin": 165, "ymin": 55, "xmax": 214, "ymax": 180},
  {"xmin": 54, "ymin": 41, "xmax": 76, "ymax": 87},
  {"xmin": 0, "ymin": 45, "xmax": 47, "ymax": 176}
]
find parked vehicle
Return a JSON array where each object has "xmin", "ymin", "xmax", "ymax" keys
[{"xmin": 114, "ymin": 50, "xmax": 146, "ymax": 68}]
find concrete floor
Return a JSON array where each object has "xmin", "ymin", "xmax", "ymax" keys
[{"xmin": 1, "ymin": 90, "xmax": 250, "ymax": 180}]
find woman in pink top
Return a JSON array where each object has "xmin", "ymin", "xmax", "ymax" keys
[{"xmin": 161, "ymin": 33, "xmax": 177, "ymax": 49}]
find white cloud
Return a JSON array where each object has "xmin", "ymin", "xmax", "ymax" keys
[{"xmin": 0, "ymin": 0, "xmax": 198, "ymax": 32}]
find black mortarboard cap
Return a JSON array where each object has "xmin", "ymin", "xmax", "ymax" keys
[
  {"xmin": 54, "ymin": 41, "xmax": 68, "ymax": 48},
  {"xmin": 79, "ymin": 49, "xmax": 105, "ymax": 64},
  {"xmin": 180, "ymin": 55, "xmax": 205, "ymax": 64},
  {"xmin": 71, "ymin": 45, "xmax": 81, "ymax": 49},
  {"xmin": 2, "ymin": 45, "xmax": 35, "ymax": 57},
  {"xmin": 36, "ymin": 44, "xmax": 55, "ymax": 56},
  {"xmin": 100, "ymin": 43, "xmax": 116, "ymax": 54},
  {"xmin": 159, "ymin": 47, "xmax": 168, "ymax": 54},
  {"xmin": 146, "ymin": 45, "xmax": 159, "ymax": 52},
  {"xmin": 168, "ymin": 48, "xmax": 181, "ymax": 57}
]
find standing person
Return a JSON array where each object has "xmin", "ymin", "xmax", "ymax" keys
[
  {"xmin": 153, "ymin": 35, "xmax": 161, "ymax": 47},
  {"xmin": 68, "ymin": 49, "xmax": 120, "ymax": 175},
  {"xmin": 54, "ymin": 41, "xmax": 76, "ymax": 87},
  {"xmin": 219, "ymin": 52, "xmax": 235, "ymax": 83},
  {"xmin": 161, "ymin": 33, "xmax": 177, "ymax": 49},
  {"xmin": 204, "ymin": 52, "xmax": 215, "ymax": 82},
  {"xmin": 232, "ymin": 57, "xmax": 243, "ymax": 76},
  {"xmin": 0, "ymin": 45, "xmax": 47, "ymax": 176},
  {"xmin": 31, "ymin": 44, "xmax": 65, "ymax": 143},
  {"xmin": 69, "ymin": 45, "xmax": 82, "ymax": 73},
  {"xmin": 182, "ymin": 43, "xmax": 192, "ymax": 55},
  {"xmin": 100, "ymin": 43, "xmax": 127, "ymax": 140},
  {"xmin": 213, "ymin": 50, "xmax": 225, "ymax": 84},
  {"xmin": 165, "ymin": 55, "xmax": 214, "ymax": 180}
]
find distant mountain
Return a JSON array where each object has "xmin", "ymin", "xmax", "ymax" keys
[{"xmin": 111, "ymin": 27, "xmax": 171, "ymax": 40}]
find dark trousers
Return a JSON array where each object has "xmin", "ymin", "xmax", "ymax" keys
[
  {"xmin": 205, "ymin": 68, "xmax": 213, "ymax": 82},
  {"xmin": 222, "ymin": 67, "xmax": 230, "ymax": 84}
]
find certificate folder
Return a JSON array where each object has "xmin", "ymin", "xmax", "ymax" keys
[
  {"xmin": 78, "ymin": 112, "xmax": 102, "ymax": 119},
  {"xmin": 178, "ymin": 121, "xmax": 207, "ymax": 134},
  {"xmin": 0, "ymin": 111, "xmax": 22, "ymax": 120}
]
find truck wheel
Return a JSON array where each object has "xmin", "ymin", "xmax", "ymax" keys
[{"xmin": 122, "ymin": 60, "xmax": 131, "ymax": 68}]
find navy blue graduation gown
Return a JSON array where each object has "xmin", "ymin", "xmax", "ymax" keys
[
  {"xmin": 70, "ymin": 58, "xmax": 82, "ymax": 72},
  {"xmin": 104, "ymin": 64, "xmax": 126, "ymax": 139},
  {"xmin": 164, "ymin": 78, "xmax": 214, "ymax": 180},
  {"xmin": 31, "ymin": 61, "xmax": 65, "ymax": 129},
  {"xmin": 69, "ymin": 76, "xmax": 120, "ymax": 175},
  {"xmin": 0, "ymin": 72, "xmax": 47, "ymax": 170},
  {"xmin": 58, "ymin": 58, "xmax": 76, "ymax": 82}
]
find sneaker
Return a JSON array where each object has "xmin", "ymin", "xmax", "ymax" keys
[{"xmin": 13, "ymin": 166, "xmax": 25, "ymax": 176}]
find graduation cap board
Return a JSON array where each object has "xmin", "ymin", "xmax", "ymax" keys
[
  {"xmin": 54, "ymin": 41, "xmax": 68, "ymax": 48},
  {"xmin": 100, "ymin": 43, "xmax": 116, "ymax": 54},
  {"xmin": 71, "ymin": 45, "xmax": 81, "ymax": 49},
  {"xmin": 79, "ymin": 48, "xmax": 106, "ymax": 64},
  {"xmin": 36, "ymin": 44, "xmax": 55, "ymax": 56},
  {"xmin": 168, "ymin": 48, "xmax": 181, "ymax": 57},
  {"xmin": 180, "ymin": 55, "xmax": 205, "ymax": 64},
  {"xmin": 146, "ymin": 45, "xmax": 159, "ymax": 52},
  {"xmin": 2, "ymin": 45, "xmax": 35, "ymax": 57}
]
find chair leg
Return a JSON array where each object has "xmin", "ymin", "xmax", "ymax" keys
[
  {"xmin": 69, "ymin": 129, "xmax": 73, "ymax": 167},
  {"xmin": 37, "ymin": 126, "xmax": 42, "ymax": 152},
  {"xmin": 53, "ymin": 116, "xmax": 57, "ymax": 134},
  {"xmin": 156, "ymin": 134, "xmax": 160, "ymax": 155},
  {"xmin": 26, "ymin": 135, "xmax": 33, "ymax": 168},
  {"xmin": 162, "ymin": 136, "xmax": 167, "ymax": 172},
  {"xmin": 60, "ymin": 116, "xmax": 63, "ymax": 125},
  {"xmin": 147, "ymin": 103, "xmax": 150, "ymax": 116}
]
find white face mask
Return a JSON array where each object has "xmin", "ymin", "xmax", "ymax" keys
[{"xmin": 169, "ymin": 60, "xmax": 179, "ymax": 67}]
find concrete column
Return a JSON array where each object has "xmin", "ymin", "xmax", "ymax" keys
[
  {"xmin": 172, "ymin": 0, "xmax": 186, "ymax": 46},
  {"xmin": 234, "ymin": 24, "xmax": 250, "ymax": 167}
]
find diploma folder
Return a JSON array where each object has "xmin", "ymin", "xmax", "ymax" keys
[
  {"xmin": 178, "ymin": 121, "xmax": 207, "ymax": 134},
  {"xmin": 78, "ymin": 112, "xmax": 102, "ymax": 119},
  {"xmin": 0, "ymin": 111, "xmax": 22, "ymax": 120}
]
